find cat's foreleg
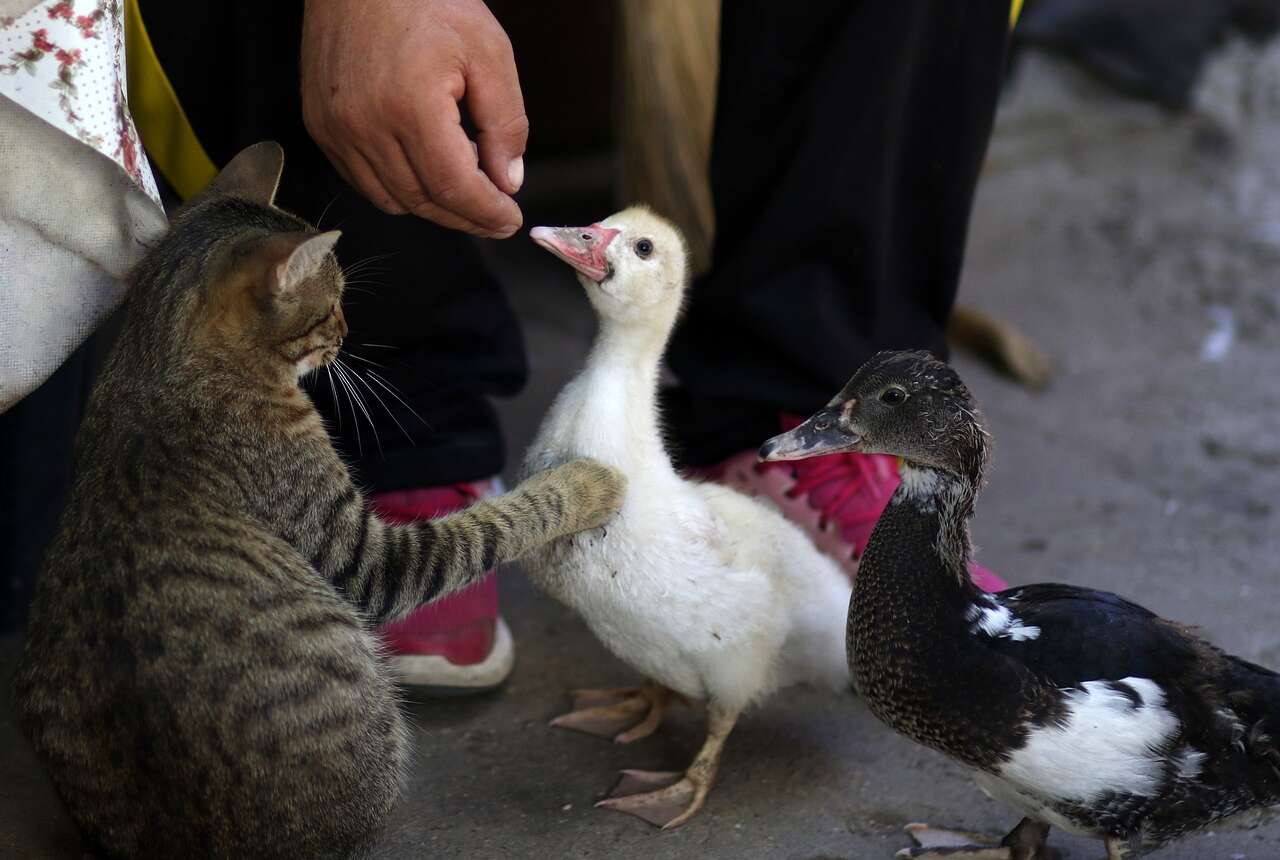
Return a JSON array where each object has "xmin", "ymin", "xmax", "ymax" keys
[{"xmin": 330, "ymin": 458, "xmax": 623, "ymax": 623}]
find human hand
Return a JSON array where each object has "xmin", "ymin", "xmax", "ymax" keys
[{"xmin": 301, "ymin": 0, "xmax": 528, "ymax": 238}]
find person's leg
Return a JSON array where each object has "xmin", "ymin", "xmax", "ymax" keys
[
  {"xmin": 671, "ymin": 0, "xmax": 1010, "ymax": 590},
  {"xmin": 668, "ymin": 0, "xmax": 1011, "ymax": 463},
  {"xmin": 138, "ymin": 1, "xmax": 526, "ymax": 689}
]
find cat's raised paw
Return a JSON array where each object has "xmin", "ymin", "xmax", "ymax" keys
[{"xmin": 554, "ymin": 458, "xmax": 627, "ymax": 530}]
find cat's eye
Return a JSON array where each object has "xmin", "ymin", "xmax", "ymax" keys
[
  {"xmin": 880, "ymin": 386, "xmax": 908, "ymax": 405},
  {"xmin": 635, "ymin": 239, "xmax": 653, "ymax": 258}
]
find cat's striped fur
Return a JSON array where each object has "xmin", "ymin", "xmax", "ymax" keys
[{"xmin": 13, "ymin": 143, "xmax": 625, "ymax": 859}]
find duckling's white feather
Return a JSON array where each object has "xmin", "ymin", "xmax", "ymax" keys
[{"xmin": 522, "ymin": 208, "xmax": 850, "ymax": 716}]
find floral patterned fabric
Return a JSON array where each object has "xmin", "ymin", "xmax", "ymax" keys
[
  {"xmin": 0, "ymin": 0, "xmax": 158, "ymax": 203},
  {"xmin": 0, "ymin": 0, "xmax": 166, "ymax": 412}
]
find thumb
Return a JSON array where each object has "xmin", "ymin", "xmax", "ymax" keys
[{"xmin": 467, "ymin": 38, "xmax": 529, "ymax": 196}]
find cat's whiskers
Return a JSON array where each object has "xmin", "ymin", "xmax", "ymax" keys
[
  {"xmin": 365, "ymin": 369, "xmax": 432, "ymax": 432},
  {"xmin": 333, "ymin": 347, "xmax": 432, "ymax": 433},
  {"xmin": 324, "ymin": 364, "xmax": 343, "ymax": 431},
  {"xmin": 341, "ymin": 275, "xmax": 385, "ymax": 289},
  {"xmin": 331, "ymin": 361, "xmax": 361, "ymax": 456},
  {"xmin": 335, "ymin": 356, "xmax": 413, "ymax": 445},
  {"xmin": 331, "ymin": 358, "xmax": 375, "ymax": 457},
  {"xmin": 344, "ymin": 251, "xmax": 393, "ymax": 269},
  {"xmin": 315, "ymin": 195, "xmax": 340, "ymax": 230},
  {"xmin": 341, "ymin": 254, "xmax": 393, "ymax": 282},
  {"xmin": 336, "ymin": 357, "xmax": 383, "ymax": 457},
  {"xmin": 344, "ymin": 352, "xmax": 387, "ymax": 370}
]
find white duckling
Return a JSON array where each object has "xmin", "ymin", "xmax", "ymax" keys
[{"xmin": 522, "ymin": 206, "xmax": 852, "ymax": 829}]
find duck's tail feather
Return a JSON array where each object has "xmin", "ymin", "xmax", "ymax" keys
[{"xmin": 1225, "ymin": 656, "xmax": 1280, "ymax": 796}]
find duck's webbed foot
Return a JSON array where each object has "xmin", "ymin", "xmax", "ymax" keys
[
  {"xmin": 1103, "ymin": 836, "xmax": 1137, "ymax": 860},
  {"xmin": 550, "ymin": 682, "xmax": 673, "ymax": 743},
  {"xmin": 897, "ymin": 818, "xmax": 1056, "ymax": 860},
  {"xmin": 595, "ymin": 703, "xmax": 738, "ymax": 829}
]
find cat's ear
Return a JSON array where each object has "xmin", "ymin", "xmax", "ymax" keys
[
  {"xmin": 269, "ymin": 231, "xmax": 342, "ymax": 295},
  {"xmin": 207, "ymin": 141, "xmax": 285, "ymax": 205}
]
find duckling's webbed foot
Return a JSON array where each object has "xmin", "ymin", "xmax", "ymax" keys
[
  {"xmin": 550, "ymin": 682, "xmax": 672, "ymax": 743},
  {"xmin": 897, "ymin": 819, "xmax": 1056, "ymax": 860},
  {"xmin": 595, "ymin": 702, "xmax": 738, "ymax": 829},
  {"xmin": 596, "ymin": 770, "xmax": 700, "ymax": 828}
]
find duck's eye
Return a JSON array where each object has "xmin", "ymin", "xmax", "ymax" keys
[
  {"xmin": 879, "ymin": 386, "xmax": 908, "ymax": 405},
  {"xmin": 635, "ymin": 239, "xmax": 653, "ymax": 258}
]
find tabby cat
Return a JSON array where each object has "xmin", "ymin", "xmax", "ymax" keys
[{"xmin": 13, "ymin": 142, "xmax": 625, "ymax": 859}]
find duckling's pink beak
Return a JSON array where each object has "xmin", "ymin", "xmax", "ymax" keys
[{"xmin": 530, "ymin": 224, "xmax": 619, "ymax": 283}]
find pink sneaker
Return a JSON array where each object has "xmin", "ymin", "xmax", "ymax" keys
[
  {"xmin": 371, "ymin": 478, "xmax": 515, "ymax": 693},
  {"xmin": 699, "ymin": 416, "xmax": 1007, "ymax": 593}
]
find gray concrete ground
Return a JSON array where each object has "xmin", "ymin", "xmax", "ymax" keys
[{"xmin": 5, "ymin": 46, "xmax": 1280, "ymax": 859}]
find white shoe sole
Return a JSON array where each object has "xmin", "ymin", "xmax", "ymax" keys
[{"xmin": 386, "ymin": 616, "xmax": 515, "ymax": 694}]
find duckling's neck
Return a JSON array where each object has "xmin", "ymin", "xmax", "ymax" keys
[
  {"xmin": 573, "ymin": 319, "xmax": 674, "ymax": 470},
  {"xmin": 593, "ymin": 319, "xmax": 672, "ymax": 370}
]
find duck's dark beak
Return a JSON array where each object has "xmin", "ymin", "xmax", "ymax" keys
[
  {"xmin": 758, "ymin": 406, "xmax": 861, "ymax": 462},
  {"xmin": 530, "ymin": 224, "xmax": 620, "ymax": 283}
]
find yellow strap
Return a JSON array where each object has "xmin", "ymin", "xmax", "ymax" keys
[
  {"xmin": 124, "ymin": 0, "xmax": 217, "ymax": 200},
  {"xmin": 1011, "ymin": 0, "xmax": 1025, "ymax": 27}
]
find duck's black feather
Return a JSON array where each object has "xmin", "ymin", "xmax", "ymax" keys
[
  {"xmin": 978, "ymin": 583, "xmax": 1202, "ymax": 688},
  {"xmin": 974, "ymin": 582, "xmax": 1280, "ymax": 844}
]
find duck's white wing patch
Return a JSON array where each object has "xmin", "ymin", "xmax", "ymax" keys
[
  {"xmin": 966, "ymin": 599, "xmax": 1041, "ymax": 641},
  {"xmin": 998, "ymin": 678, "xmax": 1178, "ymax": 803}
]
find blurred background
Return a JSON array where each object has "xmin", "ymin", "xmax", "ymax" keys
[{"xmin": 6, "ymin": 1, "xmax": 1280, "ymax": 857}]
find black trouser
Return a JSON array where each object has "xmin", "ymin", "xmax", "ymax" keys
[
  {"xmin": 0, "ymin": 0, "xmax": 1008, "ymax": 630},
  {"xmin": 669, "ymin": 0, "xmax": 1010, "ymax": 462}
]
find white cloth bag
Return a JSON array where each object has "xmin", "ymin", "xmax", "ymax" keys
[{"xmin": 0, "ymin": 0, "xmax": 166, "ymax": 413}]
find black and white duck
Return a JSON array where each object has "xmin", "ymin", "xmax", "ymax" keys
[{"xmin": 759, "ymin": 350, "xmax": 1280, "ymax": 860}]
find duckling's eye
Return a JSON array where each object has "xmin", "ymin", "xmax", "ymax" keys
[
  {"xmin": 879, "ymin": 386, "xmax": 908, "ymax": 405},
  {"xmin": 635, "ymin": 239, "xmax": 653, "ymax": 258}
]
